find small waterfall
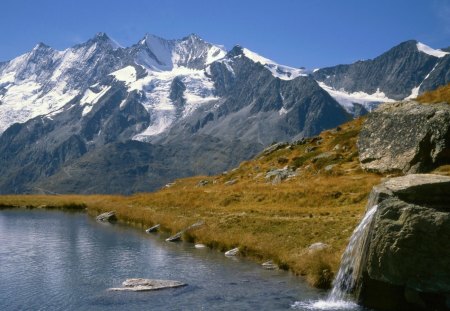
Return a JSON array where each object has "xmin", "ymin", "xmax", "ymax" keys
[
  {"xmin": 292, "ymin": 191, "xmax": 379, "ymax": 310},
  {"xmin": 328, "ymin": 204, "xmax": 377, "ymax": 302}
]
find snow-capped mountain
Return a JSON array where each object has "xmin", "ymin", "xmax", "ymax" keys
[
  {"xmin": 313, "ymin": 40, "xmax": 450, "ymax": 115},
  {"xmin": 0, "ymin": 34, "xmax": 448, "ymax": 194}
]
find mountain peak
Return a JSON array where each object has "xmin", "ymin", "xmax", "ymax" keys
[
  {"xmin": 75, "ymin": 32, "xmax": 121, "ymax": 50},
  {"xmin": 32, "ymin": 42, "xmax": 52, "ymax": 51},
  {"xmin": 227, "ymin": 45, "xmax": 244, "ymax": 58},
  {"xmin": 182, "ymin": 33, "xmax": 203, "ymax": 42},
  {"xmin": 416, "ymin": 42, "xmax": 449, "ymax": 58}
]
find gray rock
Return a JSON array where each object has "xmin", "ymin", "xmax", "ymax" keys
[
  {"xmin": 358, "ymin": 101, "xmax": 450, "ymax": 174},
  {"xmin": 145, "ymin": 224, "xmax": 160, "ymax": 233},
  {"xmin": 196, "ymin": 180, "xmax": 209, "ymax": 187},
  {"xmin": 96, "ymin": 211, "xmax": 117, "ymax": 222},
  {"xmin": 261, "ymin": 142, "xmax": 289, "ymax": 156},
  {"xmin": 261, "ymin": 260, "xmax": 278, "ymax": 270},
  {"xmin": 265, "ymin": 166, "xmax": 296, "ymax": 184},
  {"xmin": 358, "ymin": 174, "xmax": 450, "ymax": 311},
  {"xmin": 224, "ymin": 179, "xmax": 238, "ymax": 185},
  {"xmin": 165, "ymin": 232, "xmax": 183, "ymax": 242},
  {"xmin": 194, "ymin": 244, "xmax": 207, "ymax": 249},
  {"xmin": 324, "ymin": 164, "xmax": 336, "ymax": 172},
  {"xmin": 225, "ymin": 247, "xmax": 239, "ymax": 257},
  {"xmin": 166, "ymin": 221, "xmax": 204, "ymax": 242},
  {"xmin": 308, "ymin": 242, "xmax": 330, "ymax": 253},
  {"xmin": 109, "ymin": 278, "xmax": 186, "ymax": 291}
]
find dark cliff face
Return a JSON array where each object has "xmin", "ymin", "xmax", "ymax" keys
[
  {"xmin": 313, "ymin": 40, "xmax": 448, "ymax": 100},
  {"xmin": 160, "ymin": 48, "xmax": 351, "ymax": 147}
]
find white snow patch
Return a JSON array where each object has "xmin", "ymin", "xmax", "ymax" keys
[
  {"xmin": 110, "ymin": 66, "xmax": 137, "ymax": 85},
  {"xmin": 416, "ymin": 42, "xmax": 449, "ymax": 58},
  {"xmin": 318, "ymin": 82, "xmax": 395, "ymax": 114},
  {"xmin": 129, "ymin": 66, "xmax": 219, "ymax": 140},
  {"xmin": 133, "ymin": 111, "xmax": 174, "ymax": 139},
  {"xmin": 279, "ymin": 107, "xmax": 288, "ymax": 115},
  {"xmin": 0, "ymin": 78, "xmax": 78, "ymax": 133},
  {"xmin": 406, "ymin": 62, "xmax": 440, "ymax": 99},
  {"xmin": 80, "ymin": 86, "xmax": 111, "ymax": 116},
  {"xmin": 206, "ymin": 46, "xmax": 226, "ymax": 64},
  {"xmin": 242, "ymin": 48, "xmax": 307, "ymax": 80}
]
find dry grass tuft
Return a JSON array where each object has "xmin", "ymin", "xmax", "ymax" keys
[{"xmin": 416, "ymin": 83, "xmax": 450, "ymax": 104}]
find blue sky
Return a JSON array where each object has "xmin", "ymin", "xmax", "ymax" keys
[{"xmin": 1, "ymin": 0, "xmax": 449, "ymax": 68}]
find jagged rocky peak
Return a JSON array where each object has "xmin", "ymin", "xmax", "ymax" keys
[
  {"xmin": 74, "ymin": 32, "xmax": 122, "ymax": 51},
  {"xmin": 135, "ymin": 33, "xmax": 226, "ymax": 71},
  {"xmin": 223, "ymin": 44, "xmax": 308, "ymax": 80}
]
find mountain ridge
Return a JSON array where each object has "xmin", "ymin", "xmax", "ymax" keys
[{"xmin": 0, "ymin": 33, "xmax": 449, "ymax": 194}]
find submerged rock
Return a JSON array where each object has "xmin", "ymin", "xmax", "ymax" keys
[
  {"xmin": 194, "ymin": 244, "xmax": 207, "ymax": 249},
  {"xmin": 109, "ymin": 278, "xmax": 186, "ymax": 291},
  {"xmin": 358, "ymin": 101, "xmax": 450, "ymax": 174},
  {"xmin": 96, "ymin": 211, "xmax": 117, "ymax": 222},
  {"xmin": 357, "ymin": 174, "xmax": 450, "ymax": 311}
]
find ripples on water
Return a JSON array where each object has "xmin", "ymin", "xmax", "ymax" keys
[{"xmin": 0, "ymin": 209, "xmax": 334, "ymax": 311}]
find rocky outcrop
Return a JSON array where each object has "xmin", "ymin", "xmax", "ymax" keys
[
  {"xmin": 109, "ymin": 278, "xmax": 186, "ymax": 291},
  {"xmin": 358, "ymin": 101, "xmax": 450, "ymax": 174},
  {"xmin": 358, "ymin": 174, "xmax": 450, "ymax": 311}
]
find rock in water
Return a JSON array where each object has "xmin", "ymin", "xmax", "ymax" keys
[
  {"xmin": 357, "ymin": 174, "xmax": 450, "ymax": 311},
  {"xmin": 358, "ymin": 101, "xmax": 450, "ymax": 174},
  {"xmin": 145, "ymin": 224, "xmax": 160, "ymax": 233},
  {"xmin": 96, "ymin": 211, "xmax": 117, "ymax": 222},
  {"xmin": 109, "ymin": 278, "xmax": 186, "ymax": 291},
  {"xmin": 261, "ymin": 260, "xmax": 278, "ymax": 270},
  {"xmin": 166, "ymin": 221, "xmax": 204, "ymax": 242},
  {"xmin": 225, "ymin": 247, "xmax": 239, "ymax": 257}
]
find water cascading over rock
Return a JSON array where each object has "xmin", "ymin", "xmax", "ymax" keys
[{"xmin": 326, "ymin": 174, "xmax": 450, "ymax": 311}]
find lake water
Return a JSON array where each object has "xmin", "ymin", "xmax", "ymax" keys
[{"xmin": 0, "ymin": 209, "xmax": 370, "ymax": 310}]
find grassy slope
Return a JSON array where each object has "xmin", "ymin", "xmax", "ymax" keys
[{"xmin": 417, "ymin": 83, "xmax": 450, "ymax": 104}]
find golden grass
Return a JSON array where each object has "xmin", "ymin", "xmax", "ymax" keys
[
  {"xmin": 416, "ymin": 83, "xmax": 450, "ymax": 104},
  {"xmin": 0, "ymin": 118, "xmax": 384, "ymax": 288}
]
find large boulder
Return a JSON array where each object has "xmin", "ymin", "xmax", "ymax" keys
[
  {"xmin": 358, "ymin": 101, "xmax": 450, "ymax": 174},
  {"xmin": 358, "ymin": 174, "xmax": 450, "ymax": 311}
]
